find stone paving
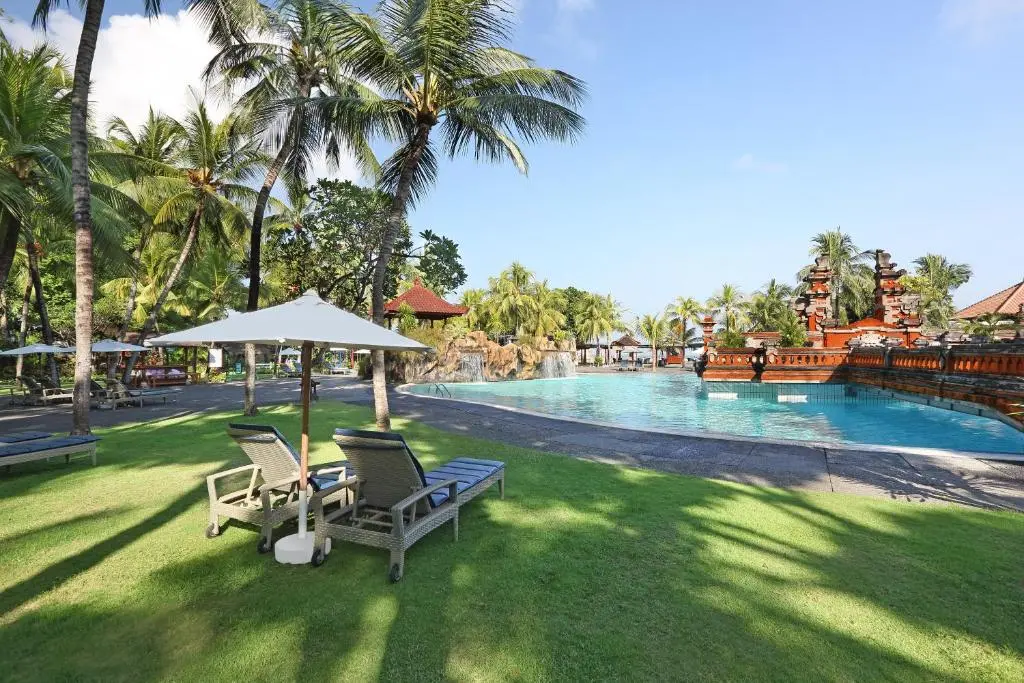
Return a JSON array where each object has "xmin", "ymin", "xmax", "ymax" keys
[{"xmin": 3, "ymin": 376, "xmax": 1022, "ymax": 511}]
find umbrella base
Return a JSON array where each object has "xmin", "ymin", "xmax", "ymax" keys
[{"xmin": 274, "ymin": 533, "xmax": 330, "ymax": 565}]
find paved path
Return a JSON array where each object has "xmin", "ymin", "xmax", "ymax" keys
[{"xmin": 4, "ymin": 377, "xmax": 1022, "ymax": 510}]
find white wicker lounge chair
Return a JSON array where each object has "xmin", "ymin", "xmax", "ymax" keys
[
  {"xmin": 208, "ymin": 424, "xmax": 349, "ymax": 553},
  {"xmin": 310, "ymin": 429, "xmax": 504, "ymax": 582}
]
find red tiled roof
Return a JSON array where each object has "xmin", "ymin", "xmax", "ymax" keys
[
  {"xmin": 956, "ymin": 281, "xmax": 1024, "ymax": 319},
  {"xmin": 384, "ymin": 278, "xmax": 468, "ymax": 318}
]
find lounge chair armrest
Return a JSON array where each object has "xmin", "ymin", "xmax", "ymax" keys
[
  {"xmin": 390, "ymin": 478, "xmax": 459, "ymax": 516},
  {"xmin": 258, "ymin": 475, "xmax": 301, "ymax": 495},
  {"xmin": 312, "ymin": 465, "xmax": 348, "ymax": 479},
  {"xmin": 207, "ymin": 464, "xmax": 259, "ymax": 482},
  {"xmin": 309, "ymin": 476, "xmax": 360, "ymax": 506}
]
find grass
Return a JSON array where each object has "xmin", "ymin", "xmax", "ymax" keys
[{"xmin": 1, "ymin": 401, "xmax": 1022, "ymax": 682}]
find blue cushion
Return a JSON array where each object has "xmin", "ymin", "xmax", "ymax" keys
[
  {"xmin": 425, "ymin": 458, "xmax": 503, "ymax": 506},
  {"xmin": 0, "ymin": 435, "xmax": 99, "ymax": 458},
  {"xmin": 0, "ymin": 431, "xmax": 52, "ymax": 444}
]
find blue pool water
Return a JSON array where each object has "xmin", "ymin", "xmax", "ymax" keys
[{"xmin": 409, "ymin": 373, "xmax": 1024, "ymax": 455}]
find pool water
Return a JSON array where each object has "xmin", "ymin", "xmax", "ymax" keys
[{"xmin": 409, "ymin": 373, "xmax": 1024, "ymax": 455}]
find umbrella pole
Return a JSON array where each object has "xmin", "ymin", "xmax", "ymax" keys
[{"xmin": 298, "ymin": 341, "xmax": 313, "ymax": 538}]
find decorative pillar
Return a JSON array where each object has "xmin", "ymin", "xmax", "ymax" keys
[{"xmin": 701, "ymin": 316, "xmax": 716, "ymax": 354}]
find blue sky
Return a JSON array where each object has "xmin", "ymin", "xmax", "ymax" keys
[{"xmin": 6, "ymin": 0, "xmax": 1024, "ymax": 318}]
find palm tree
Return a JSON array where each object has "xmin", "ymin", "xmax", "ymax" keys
[
  {"xmin": 488, "ymin": 262, "xmax": 536, "ymax": 336},
  {"xmin": 317, "ymin": 0, "xmax": 586, "ymax": 429},
  {"xmin": 119, "ymin": 100, "xmax": 264, "ymax": 381},
  {"xmin": 664, "ymin": 296, "xmax": 703, "ymax": 356},
  {"xmin": 32, "ymin": 0, "xmax": 260, "ymax": 433},
  {"xmin": 908, "ymin": 254, "xmax": 972, "ymax": 329},
  {"xmin": 104, "ymin": 108, "xmax": 186, "ymax": 368},
  {"xmin": 460, "ymin": 288, "xmax": 489, "ymax": 333},
  {"xmin": 633, "ymin": 313, "xmax": 668, "ymax": 371},
  {"xmin": 806, "ymin": 229, "xmax": 873, "ymax": 324},
  {"xmin": 706, "ymin": 284, "xmax": 748, "ymax": 334},
  {"xmin": 748, "ymin": 279, "xmax": 793, "ymax": 331},
  {"xmin": 525, "ymin": 280, "xmax": 565, "ymax": 338},
  {"xmin": 205, "ymin": 0, "xmax": 373, "ymax": 415}
]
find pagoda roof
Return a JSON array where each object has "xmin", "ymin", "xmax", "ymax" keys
[
  {"xmin": 956, "ymin": 281, "xmax": 1024, "ymax": 320},
  {"xmin": 384, "ymin": 278, "xmax": 468, "ymax": 319},
  {"xmin": 610, "ymin": 334, "xmax": 641, "ymax": 347}
]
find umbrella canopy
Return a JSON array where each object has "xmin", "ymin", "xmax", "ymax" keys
[
  {"xmin": 92, "ymin": 339, "xmax": 149, "ymax": 353},
  {"xmin": 279, "ymin": 347, "xmax": 302, "ymax": 357},
  {"xmin": 147, "ymin": 290, "xmax": 430, "ymax": 352},
  {"xmin": 0, "ymin": 343, "xmax": 75, "ymax": 356},
  {"xmin": 147, "ymin": 290, "xmax": 430, "ymax": 562}
]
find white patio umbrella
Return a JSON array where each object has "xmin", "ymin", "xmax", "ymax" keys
[
  {"xmin": 279, "ymin": 347, "xmax": 302, "ymax": 357},
  {"xmin": 148, "ymin": 290, "xmax": 429, "ymax": 563},
  {"xmin": 0, "ymin": 343, "xmax": 75, "ymax": 356},
  {"xmin": 91, "ymin": 339, "xmax": 149, "ymax": 353}
]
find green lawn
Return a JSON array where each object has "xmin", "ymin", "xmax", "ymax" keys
[{"xmin": 1, "ymin": 402, "xmax": 1022, "ymax": 682}]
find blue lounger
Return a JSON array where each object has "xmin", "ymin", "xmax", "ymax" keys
[
  {"xmin": 0, "ymin": 435, "xmax": 99, "ymax": 470},
  {"xmin": 0, "ymin": 431, "xmax": 53, "ymax": 444}
]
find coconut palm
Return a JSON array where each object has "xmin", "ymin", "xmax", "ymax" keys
[
  {"xmin": 664, "ymin": 296, "xmax": 703, "ymax": 353},
  {"xmin": 706, "ymin": 284, "xmax": 748, "ymax": 334},
  {"xmin": 32, "ymin": 0, "xmax": 261, "ymax": 433},
  {"xmin": 805, "ymin": 229, "xmax": 873, "ymax": 324},
  {"xmin": 748, "ymin": 279, "xmax": 794, "ymax": 331},
  {"xmin": 314, "ymin": 0, "xmax": 586, "ymax": 429},
  {"xmin": 576, "ymin": 293, "xmax": 621, "ymax": 364},
  {"xmin": 205, "ymin": 0, "xmax": 376, "ymax": 415},
  {"xmin": 907, "ymin": 254, "xmax": 972, "ymax": 329},
  {"xmin": 633, "ymin": 313, "xmax": 669, "ymax": 371},
  {"xmin": 104, "ymin": 108, "xmax": 186, "ymax": 358},
  {"xmin": 119, "ymin": 99, "xmax": 265, "ymax": 380},
  {"xmin": 525, "ymin": 280, "xmax": 565, "ymax": 338},
  {"xmin": 488, "ymin": 262, "xmax": 536, "ymax": 336}
]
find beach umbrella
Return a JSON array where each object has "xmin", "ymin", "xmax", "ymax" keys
[
  {"xmin": 279, "ymin": 347, "xmax": 302, "ymax": 357},
  {"xmin": 91, "ymin": 339, "xmax": 149, "ymax": 353},
  {"xmin": 0, "ymin": 343, "xmax": 75, "ymax": 356},
  {"xmin": 148, "ymin": 290, "xmax": 429, "ymax": 563}
]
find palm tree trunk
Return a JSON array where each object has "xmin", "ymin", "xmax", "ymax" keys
[
  {"xmin": 14, "ymin": 279, "xmax": 31, "ymax": 379},
  {"xmin": 69, "ymin": 0, "xmax": 105, "ymax": 435},
  {"xmin": 0, "ymin": 214, "xmax": 19, "ymax": 290},
  {"xmin": 122, "ymin": 207, "xmax": 201, "ymax": 383},
  {"xmin": 370, "ymin": 120, "xmax": 434, "ymax": 431},
  {"xmin": 109, "ymin": 243, "xmax": 142, "ymax": 379},
  {"xmin": 25, "ymin": 237, "xmax": 58, "ymax": 386},
  {"xmin": 243, "ymin": 86, "xmax": 307, "ymax": 417}
]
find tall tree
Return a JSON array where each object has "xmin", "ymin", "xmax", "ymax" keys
[
  {"xmin": 633, "ymin": 313, "xmax": 668, "ymax": 371},
  {"xmin": 664, "ymin": 296, "xmax": 703, "ymax": 354},
  {"xmin": 805, "ymin": 229, "xmax": 873, "ymax": 324},
  {"xmin": 576, "ymin": 293, "xmax": 620, "ymax": 363},
  {"xmin": 524, "ymin": 280, "xmax": 565, "ymax": 338},
  {"xmin": 119, "ymin": 100, "xmax": 263, "ymax": 381},
  {"xmin": 748, "ymin": 279, "xmax": 793, "ymax": 331},
  {"xmin": 488, "ymin": 261, "xmax": 535, "ymax": 336},
  {"xmin": 320, "ymin": 0, "xmax": 586, "ymax": 429},
  {"xmin": 205, "ymin": 0, "xmax": 373, "ymax": 415},
  {"xmin": 706, "ymin": 284, "xmax": 747, "ymax": 334},
  {"xmin": 903, "ymin": 254, "xmax": 972, "ymax": 329}
]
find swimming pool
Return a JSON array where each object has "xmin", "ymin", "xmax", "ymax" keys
[{"xmin": 408, "ymin": 373, "xmax": 1024, "ymax": 455}]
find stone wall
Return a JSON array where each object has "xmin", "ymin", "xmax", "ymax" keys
[
  {"xmin": 700, "ymin": 344, "xmax": 1024, "ymax": 429},
  {"xmin": 385, "ymin": 331, "xmax": 576, "ymax": 384}
]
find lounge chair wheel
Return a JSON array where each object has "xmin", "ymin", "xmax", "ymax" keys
[
  {"xmin": 205, "ymin": 523, "xmax": 221, "ymax": 539},
  {"xmin": 256, "ymin": 537, "xmax": 271, "ymax": 554},
  {"xmin": 311, "ymin": 548, "xmax": 325, "ymax": 567},
  {"xmin": 388, "ymin": 563, "xmax": 403, "ymax": 583}
]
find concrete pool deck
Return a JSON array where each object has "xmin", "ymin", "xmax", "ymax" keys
[{"xmin": 4, "ymin": 376, "xmax": 1023, "ymax": 511}]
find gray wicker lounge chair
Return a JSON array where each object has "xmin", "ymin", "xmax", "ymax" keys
[
  {"xmin": 16, "ymin": 376, "xmax": 72, "ymax": 405},
  {"xmin": 108, "ymin": 379, "xmax": 173, "ymax": 406},
  {"xmin": 310, "ymin": 428, "xmax": 504, "ymax": 582},
  {"xmin": 0, "ymin": 434, "xmax": 99, "ymax": 471},
  {"xmin": 208, "ymin": 424, "xmax": 349, "ymax": 553}
]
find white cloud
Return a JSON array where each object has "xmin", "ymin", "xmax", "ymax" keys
[
  {"xmin": 550, "ymin": 0, "xmax": 597, "ymax": 58},
  {"xmin": 2, "ymin": 10, "xmax": 359, "ymax": 183},
  {"xmin": 733, "ymin": 153, "xmax": 787, "ymax": 174},
  {"xmin": 941, "ymin": 0, "xmax": 1024, "ymax": 41}
]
